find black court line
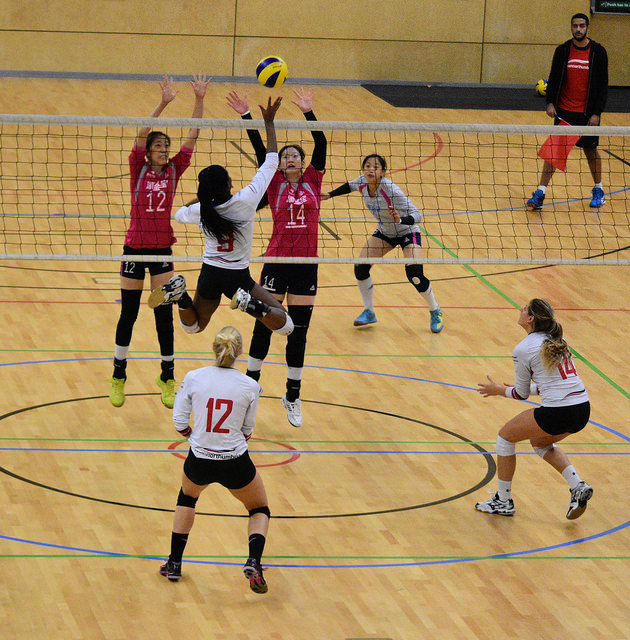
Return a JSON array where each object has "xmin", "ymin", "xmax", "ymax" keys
[{"xmin": 0, "ymin": 395, "xmax": 495, "ymax": 519}]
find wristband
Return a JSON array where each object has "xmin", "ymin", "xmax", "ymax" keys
[
  {"xmin": 504, "ymin": 386, "xmax": 514, "ymax": 398},
  {"xmin": 399, "ymin": 214, "xmax": 415, "ymax": 225}
]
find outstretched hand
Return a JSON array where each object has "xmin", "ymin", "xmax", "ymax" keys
[
  {"xmin": 227, "ymin": 90, "xmax": 250, "ymax": 115},
  {"xmin": 477, "ymin": 375, "xmax": 509, "ymax": 397},
  {"xmin": 190, "ymin": 74, "xmax": 211, "ymax": 98},
  {"xmin": 292, "ymin": 87, "xmax": 314, "ymax": 113},
  {"xmin": 259, "ymin": 96, "xmax": 282, "ymax": 121},
  {"xmin": 159, "ymin": 75, "xmax": 178, "ymax": 104}
]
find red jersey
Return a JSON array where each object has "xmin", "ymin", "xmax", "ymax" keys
[
  {"xmin": 264, "ymin": 164, "xmax": 324, "ymax": 257},
  {"xmin": 124, "ymin": 144, "xmax": 193, "ymax": 249},
  {"xmin": 558, "ymin": 42, "xmax": 590, "ymax": 113}
]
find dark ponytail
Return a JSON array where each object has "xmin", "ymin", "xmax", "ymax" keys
[
  {"xmin": 528, "ymin": 298, "xmax": 571, "ymax": 370},
  {"xmin": 197, "ymin": 166, "xmax": 240, "ymax": 243}
]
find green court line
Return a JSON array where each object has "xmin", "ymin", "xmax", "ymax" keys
[{"xmin": 420, "ymin": 225, "xmax": 630, "ymax": 400}]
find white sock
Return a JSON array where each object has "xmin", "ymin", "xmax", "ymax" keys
[
  {"xmin": 497, "ymin": 480, "xmax": 512, "ymax": 502},
  {"xmin": 420, "ymin": 284, "xmax": 439, "ymax": 311},
  {"xmin": 247, "ymin": 357, "xmax": 263, "ymax": 373},
  {"xmin": 594, "ymin": 182, "xmax": 603, "ymax": 190},
  {"xmin": 538, "ymin": 185, "xmax": 547, "ymax": 194},
  {"xmin": 561, "ymin": 465, "xmax": 582, "ymax": 490},
  {"xmin": 356, "ymin": 277, "xmax": 374, "ymax": 311},
  {"xmin": 114, "ymin": 344, "xmax": 130, "ymax": 360}
]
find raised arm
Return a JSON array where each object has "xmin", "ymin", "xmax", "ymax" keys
[
  {"xmin": 292, "ymin": 88, "xmax": 327, "ymax": 171},
  {"xmin": 227, "ymin": 90, "xmax": 267, "ymax": 166},
  {"xmin": 182, "ymin": 74, "xmax": 211, "ymax": 150},
  {"xmin": 259, "ymin": 96, "xmax": 282, "ymax": 154},
  {"xmin": 136, "ymin": 75, "xmax": 178, "ymax": 148}
]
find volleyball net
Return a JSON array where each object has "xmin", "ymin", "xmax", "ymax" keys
[{"xmin": 0, "ymin": 114, "xmax": 628, "ymax": 265}]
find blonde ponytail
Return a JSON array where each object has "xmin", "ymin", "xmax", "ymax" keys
[{"xmin": 213, "ymin": 326, "xmax": 243, "ymax": 368}]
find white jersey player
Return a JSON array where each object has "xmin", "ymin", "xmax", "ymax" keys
[
  {"xmin": 160, "ymin": 326, "xmax": 271, "ymax": 594},
  {"xmin": 475, "ymin": 299, "xmax": 593, "ymax": 520}
]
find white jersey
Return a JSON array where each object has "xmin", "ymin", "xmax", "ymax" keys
[
  {"xmin": 348, "ymin": 175, "xmax": 422, "ymax": 238},
  {"xmin": 510, "ymin": 331, "xmax": 588, "ymax": 407},
  {"xmin": 175, "ymin": 152, "xmax": 278, "ymax": 269},
  {"xmin": 173, "ymin": 365, "xmax": 262, "ymax": 460}
]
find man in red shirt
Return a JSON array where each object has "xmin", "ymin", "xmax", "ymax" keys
[{"xmin": 526, "ymin": 13, "xmax": 608, "ymax": 211}]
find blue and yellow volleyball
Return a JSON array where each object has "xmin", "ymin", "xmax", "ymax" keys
[
  {"xmin": 535, "ymin": 78, "xmax": 548, "ymax": 96},
  {"xmin": 256, "ymin": 56, "xmax": 288, "ymax": 88}
]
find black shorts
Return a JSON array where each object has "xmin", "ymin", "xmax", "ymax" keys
[
  {"xmin": 196, "ymin": 263, "xmax": 256, "ymax": 301},
  {"xmin": 533, "ymin": 401, "xmax": 590, "ymax": 436},
  {"xmin": 555, "ymin": 108, "xmax": 599, "ymax": 149},
  {"xmin": 183, "ymin": 449, "xmax": 257, "ymax": 490},
  {"xmin": 373, "ymin": 229, "xmax": 422, "ymax": 249},
  {"xmin": 259, "ymin": 263, "xmax": 318, "ymax": 296},
  {"xmin": 120, "ymin": 246, "xmax": 173, "ymax": 280}
]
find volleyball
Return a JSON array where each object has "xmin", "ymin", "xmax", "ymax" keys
[
  {"xmin": 256, "ymin": 56, "xmax": 288, "ymax": 88},
  {"xmin": 535, "ymin": 79, "xmax": 548, "ymax": 96}
]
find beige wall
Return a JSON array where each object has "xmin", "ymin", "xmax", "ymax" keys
[{"xmin": 0, "ymin": 0, "xmax": 627, "ymax": 84}]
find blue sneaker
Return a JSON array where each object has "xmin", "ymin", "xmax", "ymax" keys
[
  {"xmin": 589, "ymin": 187, "xmax": 605, "ymax": 208},
  {"xmin": 353, "ymin": 309, "xmax": 377, "ymax": 327},
  {"xmin": 526, "ymin": 189, "xmax": 545, "ymax": 210},
  {"xmin": 430, "ymin": 308, "xmax": 444, "ymax": 333}
]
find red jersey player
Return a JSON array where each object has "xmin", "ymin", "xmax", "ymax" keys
[
  {"xmin": 109, "ymin": 74, "xmax": 210, "ymax": 410},
  {"xmin": 227, "ymin": 88, "xmax": 327, "ymax": 428}
]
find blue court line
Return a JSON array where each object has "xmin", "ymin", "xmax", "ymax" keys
[
  {"xmin": 2, "ymin": 355, "xmax": 628, "ymax": 443},
  {"xmin": 0, "ymin": 448, "xmax": 627, "ymax": 455},
  {"xmin": 2, "ymin": 517, "xmax": 630, "ymax": 568}
]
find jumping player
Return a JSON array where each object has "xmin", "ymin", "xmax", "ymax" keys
[
  {"xmin": 110, "ymin": 74, "xmax": 210, "ymax": 410},
  {"xmin": 226, "ymin": 87, "xmax": 327, "ymax": 428}
]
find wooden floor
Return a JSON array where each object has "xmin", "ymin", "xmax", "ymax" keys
[{"xmin": 1, "ymin": 78, "xmax": 629, "ymax": 640}]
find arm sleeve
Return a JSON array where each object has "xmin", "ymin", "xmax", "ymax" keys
[
  {"xmin": 546, "ymin": 44, "xmax": 565, "ymax": 107},
  {"xmin": 241, "ymin": 388, "xmax": 261, "ymax": 437},
  {"xmin": 174, "ymin": 203, "xmax": 201, "ymax": 225},
  {"xmin": 240, "ymin": 153, "xmax": 279, "ymax": 206},
  {"xmin": 328, "ymin": 182, "xmax": 352, "ymax": 197},
  {"xmin": 390, "ymin": 183, "xmax": 422, "ymax": 223},
  {"xmin": 241, "ymin": 112, "xmax": 268, "ymax": 167},
  {"xmin": 172, "ymin": 374, "xmax": 193, "ymax": 432},
  {"xmin": 511, "ymin": 345, "xmax": 533, "ymax": 400},
  {"xmin": 303, "ymin": 110, "xmax": 327, "ymax": 171}
]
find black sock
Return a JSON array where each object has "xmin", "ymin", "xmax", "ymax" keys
[
  {"xmin": 248, "ymin": 533, "xmax": 266, "ymax": 564},
  {"xmin": 177, "ymin": 292, "xmax": 193, "ymax": 310},
  {"xmin": 169, "ymin": 532, "xmax": 189, "ymax": 564},
  {"xmin": 113, "ymin": 358, "xmax": 127, "ymax": 380},
  {"xmin": 161, "ymin": 360, "xmax": 174, "ymax": 382},
  {"xmin": 286, "ymin": 378, "xmax": 301, "ymax": 402},
  {"xmin": 246, "ymin": 369, "xmax": 261, "ymax": 382}
]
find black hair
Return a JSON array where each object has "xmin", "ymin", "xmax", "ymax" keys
[
  {"xmin": 196, "ymin": 165, "xmax": 240, "ymax": 243},
  {"xmin": 362, "ymin": 153, "xmax": 387, "ymax": 171},
  {"xmin": 279, "ymin": 144, "xmax": 306, "ymax": 162},
  {"xmin": 571, "ymin": 13, "xmax": 589, "ymax": 26},
  {"xmin": 145, "ymin": 131, "xmax": 171, "ymax": 155}
]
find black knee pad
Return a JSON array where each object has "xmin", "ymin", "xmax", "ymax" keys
[
  {"xmin": 154, "ymin": 304, "xmax": 174, "ymax": 356},
  {"xmin": 354, "ymin": 264, "xmax": 372, "ymax": 281},
  {"xmin": 405, "ymin": 264, "xmax": 430, "ymax": 293},
  {"xmin": 248, "ymin": 506, "xmax": 271, "ymax": 519},
  {"xmin": 248, "ymin": 319, "xmax": 273, "ymax": 360},
  {"xmin": 115, "ymin": 289, "xmax": 143, "ymax": 346},
  {"xmin": 177, "ymin": 488, "xmax": 198, "ymax": 509},
  {"xmin": 286, "ymin": 306, "xmax": 312, "ymax": 368}
]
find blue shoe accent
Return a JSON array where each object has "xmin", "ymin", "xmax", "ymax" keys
[
  {"xmin": 430, "ymin": 308, "xmax": 444, "ymax": 333},
  {"xmin": 526, "ymin": 189, "xmax": 545, "ymax": 210},
  {"xmin": 589, "ymin": 187, "xmax": 605, "ymax": 208},
  {"xmin": 353, "ymin": 309, "xmax": 377, "ymax": 327}
]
